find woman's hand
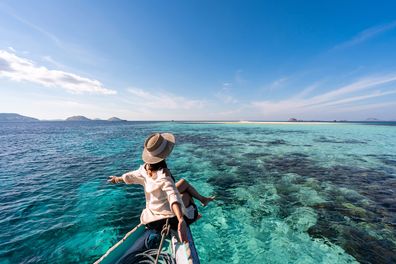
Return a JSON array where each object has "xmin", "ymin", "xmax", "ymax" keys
[
  {"xmin": 107, "ymin": 176, "xmax": 122, "ymax": 184},
  {"xmin": 178, "ymin": 219, "xmax": 188, "ymax": 243}
]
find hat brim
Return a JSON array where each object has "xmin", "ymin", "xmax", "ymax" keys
[{"xmin": 142, "ymin": 133, "xmax": 175, "ymax": 164}]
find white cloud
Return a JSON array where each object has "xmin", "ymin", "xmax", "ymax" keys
[
  {"xmin": 251, "ymin": 74, "xmax": 396, "ymax": 119},
  {"xmin": 334, "ymin": 20, "xmax": 396, "ymax": 49},
  {"xmin": 215, "ymin": 107, "xmax": 245, "ymax": 117},
  {"xmin": 318, "ymin": 89, "xmax": 396, "ymax": 107},
  {"xmin": 1, "ymin": 4, "xmax": 103, "ymax": 66},
  {"xmin": 3, "ymin": 4, "xmax": 62, "ymax": 48},
  {"xmin": 328, "ymin": 101, "xmax": 396, "ymax": 113},
  {"xmin": 215, "ymin": 85, "xmax": 238, "ymax": 104},
  {"xmin": 27, "ymin": 99, "xmax": 138, "ymax": 120},
  {"xmin": 307, "ymin": 75, "xmax": 396, "ymax": 106},
  {"xmin": 127, "ymin": 87, "xmax": 205, "ymax": 110},
  {"xmin": 293, "ymin": 83, "xmax": 319, "ymax": 99},
  {"xmin": 0, "ymin": 50, "xmax": 116, "ymax": 95},
  {"xmin": 271, "ymin": 77, "xmax": 288, "ymax": 87},
  {"xmin": 261, "ymin": 76, "xmax": 292, "ymax": 93},
  {"xmin": 42, "ymin": 55, "xmax": 65, "ymax": 69}
]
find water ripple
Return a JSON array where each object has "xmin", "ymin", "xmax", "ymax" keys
[{"xmin": 1, "ymin": 122, "xmax": 395, "ymax": 263}]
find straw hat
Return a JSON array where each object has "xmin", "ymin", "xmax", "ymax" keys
[{"xmin": 142, "ymin": 133, "xmax": 175, "ymax": 164}]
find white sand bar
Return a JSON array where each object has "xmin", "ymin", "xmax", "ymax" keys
[{"xmin": 189, "ymin": 121, "xmax": 339, "ymax": 125}]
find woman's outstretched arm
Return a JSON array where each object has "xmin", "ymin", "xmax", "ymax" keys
[
  {"xmin": 108, "ymin": 170, "xmax": 144, "ymax": 185},
  {"xmin": 107, "ymin": 175, "xmax": 124, "ymax": 183}
]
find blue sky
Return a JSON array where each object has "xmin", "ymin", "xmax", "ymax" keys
[{"xmin": 1, "ymin": 0, "xmax": 396, "ymax": 120}]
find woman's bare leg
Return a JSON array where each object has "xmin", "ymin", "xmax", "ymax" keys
[
  {"xmin": 176, "ymin": 179, "xmax": 215, "ymax": 206},
  {"xmin": 176, "ymin": 178, "xmax": 189, "ymax": 193},
  {"xmin": 180, "ymin": 191, "xmax": 202, "ymax": 222}
]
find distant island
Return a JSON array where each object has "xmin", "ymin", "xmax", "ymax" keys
[
  {"xmin": 65, "ymin": 115, "xmax": 127, "ymax": 122},
  {"xmin": 0, "ymin": 113, "xmax": 392, "ymax": 123},
  {"xmin": 107, "ymin": 117, "xmax": 127, "ymax": 122},
  {"xmin": 65, "ymin": 115, "xmax": 92, "ymax": 121},
  {"xmin": 0, "ymin": 113, "xmax": 128, "ymax": 122},
  {"xmin": 0, "ymin": 113, "xmax": 39, "ymax": 122}
]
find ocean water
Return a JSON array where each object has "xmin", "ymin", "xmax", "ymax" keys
[{"xmin": 0, "ymin": 121, "xmax": 395, "ymax": 264}]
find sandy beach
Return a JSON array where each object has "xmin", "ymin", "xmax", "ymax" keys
[{"xmin": 190, "ymin": 121, "xmax": 339, "ymax": 125}]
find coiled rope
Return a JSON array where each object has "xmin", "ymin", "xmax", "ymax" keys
[
  {"xmin": 135, "ymin": 249, "xmax": 175, "ymax": 264},
  {"xmin": 95, "ymin": 220, "xmax": 177, "ymax": 264},
  {"xmin": 135, "ymin": 218, "xmax": 174, "ymax": 264}
]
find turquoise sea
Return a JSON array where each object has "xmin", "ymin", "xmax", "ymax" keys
[{"xmin": 0, "ymin": 121, "xmax": 395, "ymax": 264}]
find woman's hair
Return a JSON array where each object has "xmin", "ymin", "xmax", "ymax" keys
[
  {"xmin": 146, "ymin": 160, "xmax": 168, "ymax": 177},
  {"xmin": 145, "ymin": 160, "xmax": 175, "ymax": 182}
]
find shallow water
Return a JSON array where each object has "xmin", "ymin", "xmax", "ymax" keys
[{"xmin": 0, "ymin": 121, "xmax": 395, "ymax": 263}]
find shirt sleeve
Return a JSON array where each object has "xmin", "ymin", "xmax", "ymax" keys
[
  {"xmin": 122, "ymin": 169, "xmax": 144, "ymax": 185},
  {"xmin": 160, "ymin": 174, "xmax": 183, "ymax": 211}
]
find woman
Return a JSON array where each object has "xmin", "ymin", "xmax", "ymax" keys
[{"xmin": 107, "ymin": 132, "xmax": 213, "ymax": 262}]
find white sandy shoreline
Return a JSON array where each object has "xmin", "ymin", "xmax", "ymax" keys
[{"xmin": 187, "ymin": 121, "xmax": 339, "ymax": 125}]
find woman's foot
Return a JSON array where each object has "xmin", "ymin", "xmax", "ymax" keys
[{"xmin": 201, "ymin": 196, "xmax": 215, "ymax": 206}]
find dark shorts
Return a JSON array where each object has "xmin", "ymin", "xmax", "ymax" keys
[
  {"xmin": 185, "ymin": 203, "xmax": 199, "ymax": 225},
  {"xmin": 146, "ymin": 204, "xmax": 199, "ymax": 231},
  {"xmin": 146, "ymin": 216, "xmax": 179, "ymax": 232}
]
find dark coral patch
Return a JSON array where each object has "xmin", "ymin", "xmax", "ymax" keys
[
  {"xmin": 266, "ymin": 139, "xmax": 288, "ymax": 146},
  {"xmin": 314, "ymin": 136, "xmax": 366, "ymax": 144}
]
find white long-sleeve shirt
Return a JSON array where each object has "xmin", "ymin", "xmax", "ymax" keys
[{"xmin": 122, "ymin": 165, "xmax": 185, "ymax": 224}]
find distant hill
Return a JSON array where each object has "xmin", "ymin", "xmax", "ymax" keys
[
  {"xmin": 366, "ymin": 118, "xmax": 379, "ymax": 121},
  {"xmin": 65, "ymin": 116, "xmax": 92, "ymax": 121},
  {"xmin": 0, "ymin": 113, "xmax": 39, "ymax": 122},
  {"xmin": 107, "ymin": 117, "xmax": 127, "ymax": 122}
]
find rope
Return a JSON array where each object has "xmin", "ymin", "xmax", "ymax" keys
[
  {"xmin": 133, "ymin": 218, "xmax": 173, "ymax": 264},
  {"xmin": 135, "ymin": 249, "xmax": 175, "ymax": 264},
  {"xmin": 154, "ymin": 218, "xmax": 171, "ymax": 264},
  {"xmin": 94, "ymin": 220, "xmax": 175, "ymax": 264}
]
